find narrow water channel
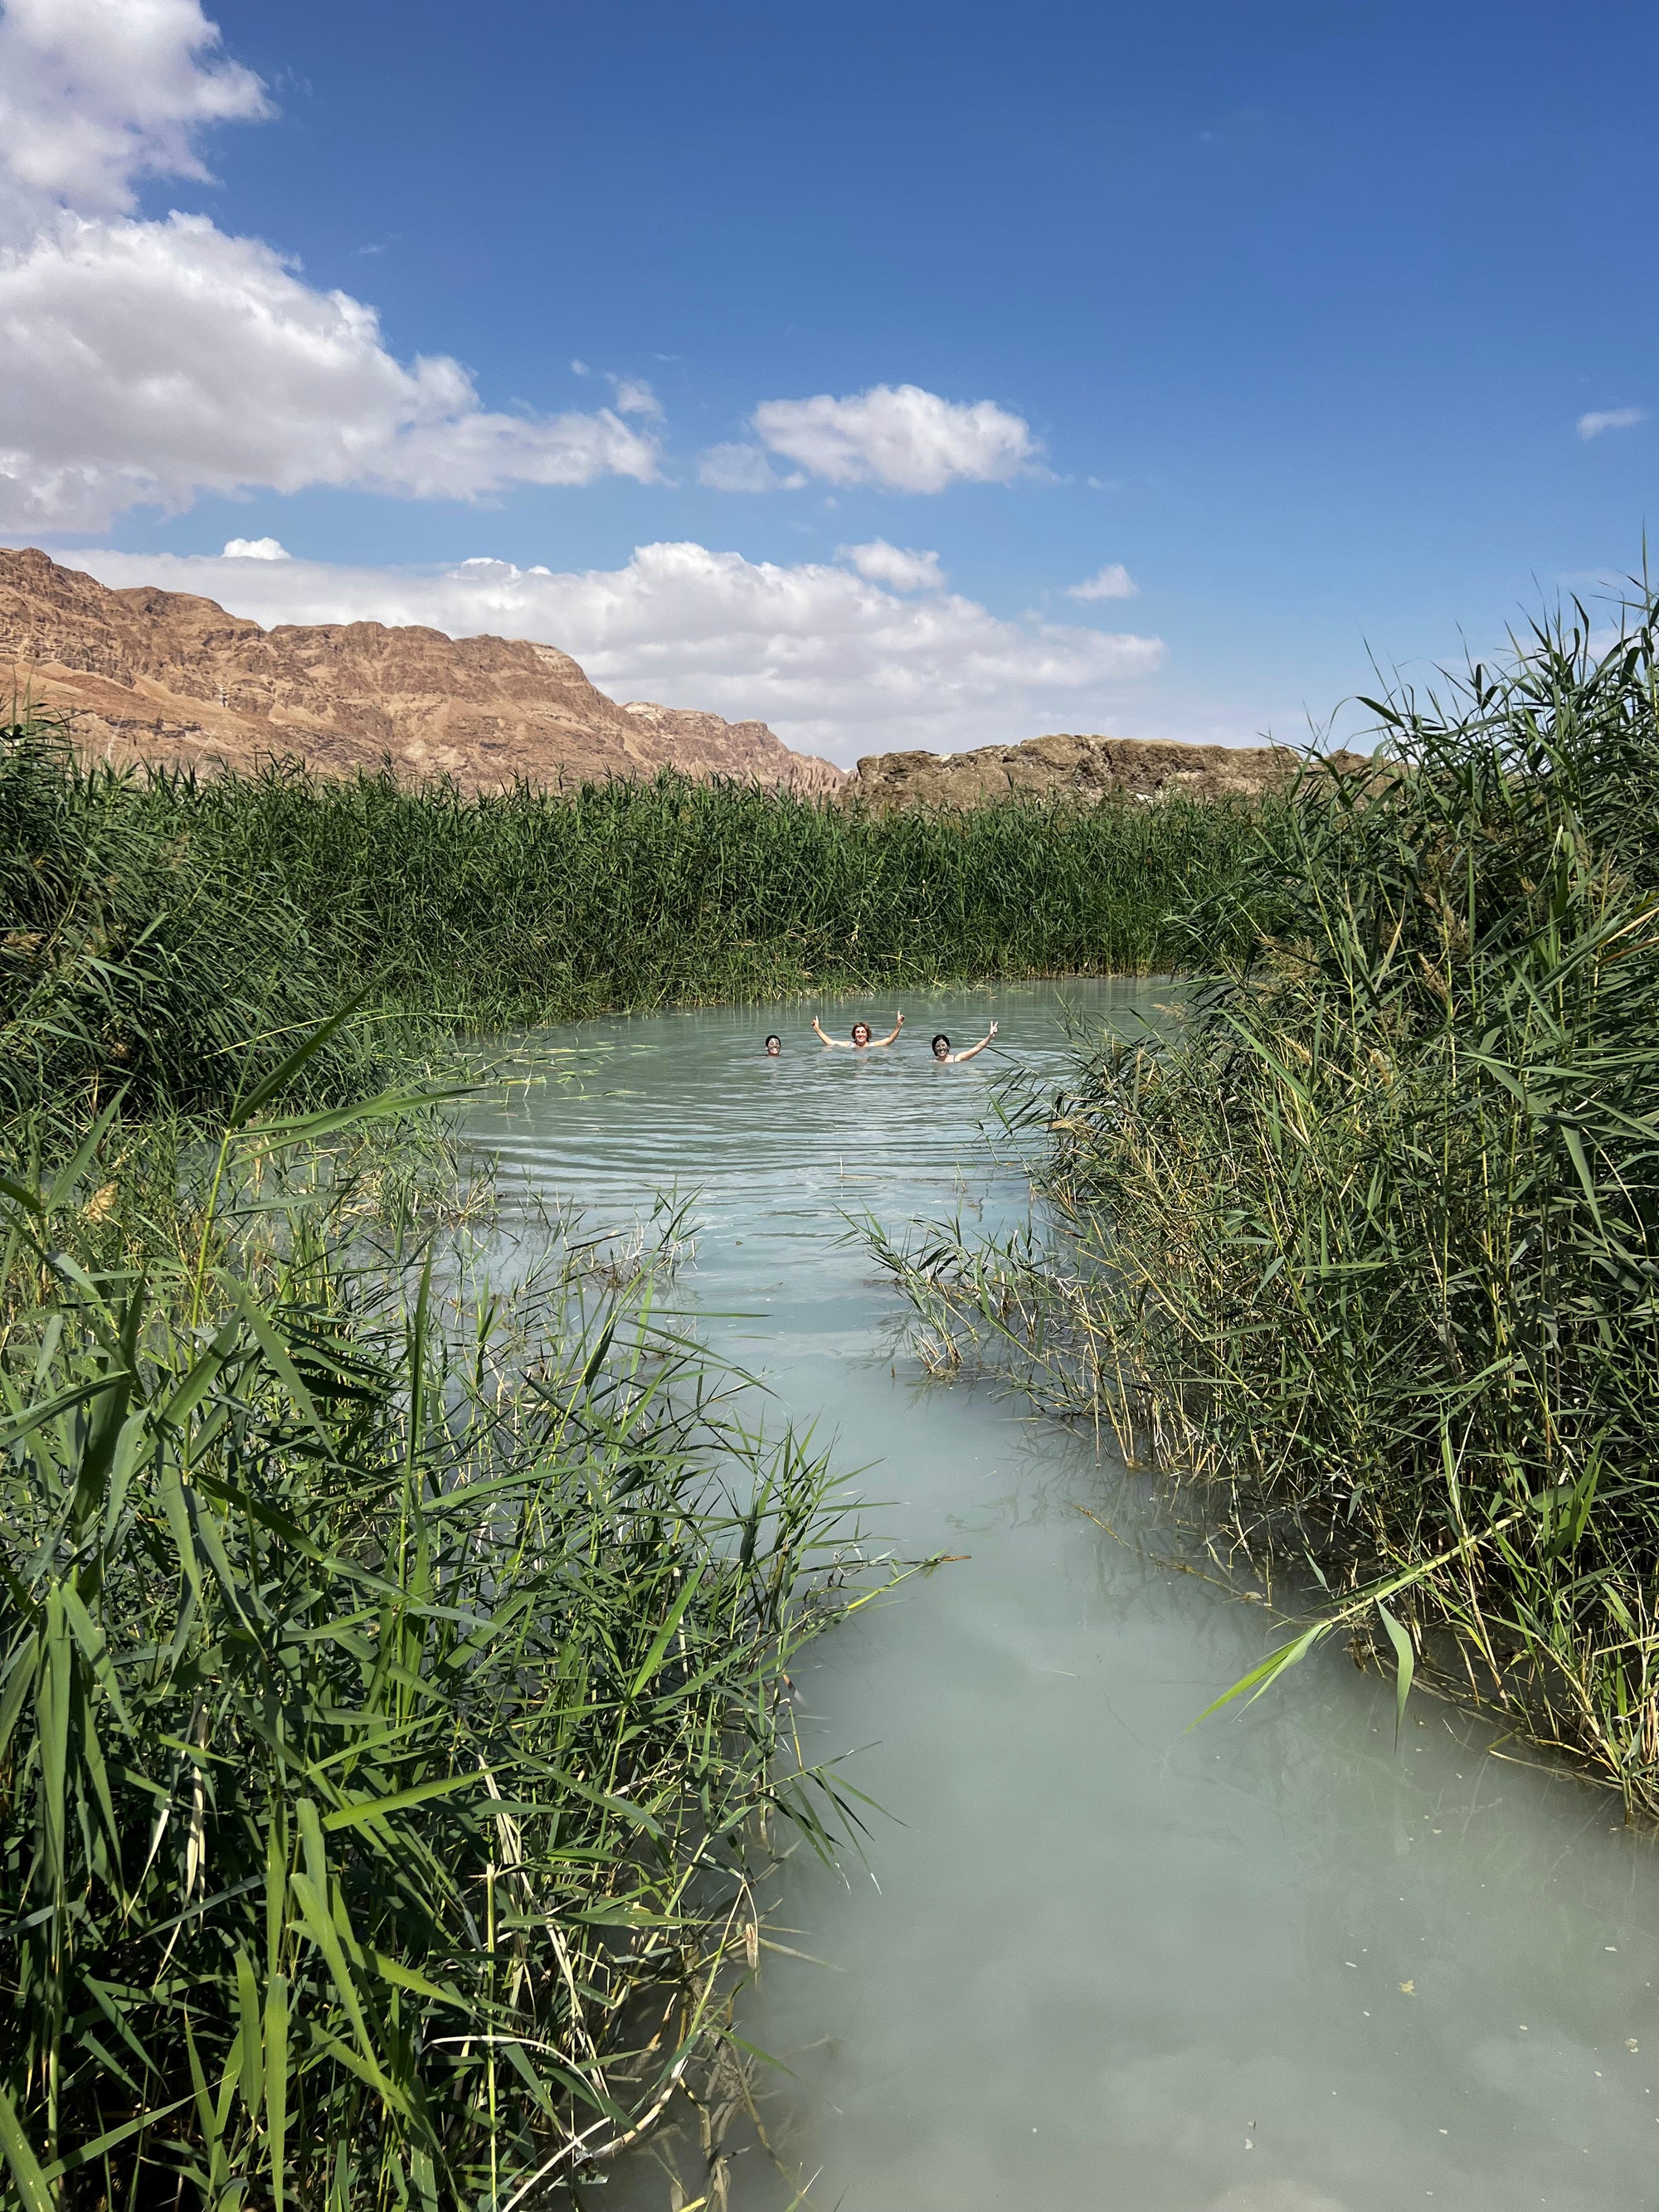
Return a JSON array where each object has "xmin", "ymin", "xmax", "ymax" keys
[{"xmin": 463, "ymin": 982, "xmax": 1659, "ymax": 2212}]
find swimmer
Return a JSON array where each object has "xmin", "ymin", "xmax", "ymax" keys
[
  {"xmin": 930, "ymin": 1022, "xmax": 998, "ymax": 1064},
  {"xmin": 763, "ymin": 1034, "xmax": 782, "ymax": 1056},
  {"xmin": 812, "ymin": 1010, "xmax": 904, "ymax": 1050}
]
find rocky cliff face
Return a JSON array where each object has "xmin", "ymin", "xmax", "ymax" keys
[
  {"xmin": 0, "ymin": 547, "xmax": 846, "ymax": 794},
  {"xmin": 845, "ymin": 730, "xmax": 1357, "ymax": 807},
  {"xmin": 618, "ymin": 699, "xmax": 843, "ymax": 793}
]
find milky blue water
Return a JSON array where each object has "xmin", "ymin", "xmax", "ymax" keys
[{"xmin": 463, "ymin": 982, "xmax": 1659, "ymax": 2212}]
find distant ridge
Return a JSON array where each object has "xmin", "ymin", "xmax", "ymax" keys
[
  {"xmin": 844, "ymin": 730, "xmax": 1369, "ymax": 807},
  {"xmin": 0, "ymin": 547, "xmax": 847, "ymax": 795}
]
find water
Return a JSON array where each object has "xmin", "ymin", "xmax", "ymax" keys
[{"xmin": 462, "ymin": 983, "xmax": 1659, "ymax": 2212}]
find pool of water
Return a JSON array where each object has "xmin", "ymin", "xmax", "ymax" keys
[{"xmin": 462, "ymin": 982, "xmax": 1659, "ymax": 2212}]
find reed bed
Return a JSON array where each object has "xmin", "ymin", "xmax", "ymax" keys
[
  {"xmin": 869, "ymin": 593, "xmax": 1659, "ymax": 1813},
  {"xmin": 0, "ymin": 728, "xmax": 379, "ymax": 1127},
  {"xmin": 0, "ymin": 1043, "xmax": 876, "ymax": 2208},
  {"xmin": 2, "ymin": 732, "xmax": 1268, "ymax": 1127}
]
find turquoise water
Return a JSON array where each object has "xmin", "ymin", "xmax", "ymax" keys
[{"xmin": 463, "ymin": 983, "xmax": 1659, "ymax": 2212}]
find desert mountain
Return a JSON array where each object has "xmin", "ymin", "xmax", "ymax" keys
[{"xmin": 0, "ymin": 547, "xmax": 845, "ymax": 794}]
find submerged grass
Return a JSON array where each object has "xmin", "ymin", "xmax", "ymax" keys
[
  {"xmin": 0, "ymin": 1038, "xmax": 878, "ymax": 2204},
  {"xmin": 869, "ymin": 589, "xmax": 1659, "ymax": 1815},
  {"xmin": 2, "ymin": 730, "xmax": 1270, "ymax": 1127}
]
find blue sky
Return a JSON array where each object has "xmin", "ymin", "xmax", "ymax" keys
[{"xmin": 2, "ymin": 0, "xmax": 1654, "ymax": 761}]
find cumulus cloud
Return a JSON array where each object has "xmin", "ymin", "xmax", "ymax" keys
[
  {"xmin": 59, "ymin": 540, "xmax": 1167, "ymax": 763},
  {"xmin": 838, "ymin": 540, "xmax": 946, "ymax": 592},
  {"xmin": 0, "ymin": 213, "xmax": 664, "ymax": 529},
  {"xmin": 1067, "ymin": 562, "xmax": 1138, "ymax": 601},
  {"xmin": 0, "ymin": 0, "xmax": 664, "ymax": 527},
  {"xmin": 222, "ymin": 534, "xmax": 288, "ymax": 558},
  {"xmin": 1577, "ymin": 406, "xmax": 1646, "ymax": 440},
  {"xmin": 751, "ymin": 383, "xmax": 1039, "ymax": 493},
  {"xmin": 0, "ymin": 0, "xmax": 268, "ymax": 220}
]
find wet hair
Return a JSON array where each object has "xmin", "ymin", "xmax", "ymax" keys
[
  {"xmin": 850, "ymin": 1022, "xmax": 872, "ymax": 1043},
  {"xmin": 764, "ymin": 1034, "xmax": 781, "ymax": 1052},
  {"xmin": 931, "ymin": 1033, "xmax": 951, "ymax": 1055}
]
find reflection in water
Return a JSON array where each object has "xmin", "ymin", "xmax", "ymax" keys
[{"xmin": 462, "ymin": 983, "xmax": 1659, "ymax": 2212}]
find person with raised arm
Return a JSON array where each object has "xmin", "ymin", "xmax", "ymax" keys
[
  {"xmin": 930, "ymin": 1022, "xmax": 997, "ymax": 1064},
  {"xmin": 811, "ymin": 1011, "xmax": 905, "ymax": 1050}
]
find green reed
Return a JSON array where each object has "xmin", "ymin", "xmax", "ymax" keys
[
  {"xmin": 869, "ymin": 591, "xmax": 1659, "ymax": 1812},
  {"xmin": 1, "ymin": 731, "xmax": 1268, "ymax": 1128},
  {"xmin": 0, "ymin": 727, "xmax": 382, "ymax": 1128},
  {"xmin": 0, "ymin": 1044, "xmax": 875, "ymax": 2209}
]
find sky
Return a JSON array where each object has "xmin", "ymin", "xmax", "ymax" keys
[{"xmin": 1, "ymin": 0, "xmax": 1655, "ymax": 765}]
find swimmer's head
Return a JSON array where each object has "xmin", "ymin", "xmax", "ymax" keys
[
  {"xmin": 764, "ymin": 1034, "xmax": 781, "ymax": 1056},
  {"xmin": 931, "ymin": 1033, "xmax": 951, "ymax": 1058},
  {"xmin": 850, "ymin": 1022, "xmax": 872, "ymax": 1046}
]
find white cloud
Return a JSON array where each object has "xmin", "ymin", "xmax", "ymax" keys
[
  {"xmin": 838, "ymin": 539, "xmax": 946, "ymax": 592},
  {"xmin": 1577, "ymin": 406, "xmax": 1646, "ymax": 440},
  {"xmin": 0, "ymin": 0, "xmax": 268, "ymax": 221},
  {"xmin": 0, "ymin": 2, "xmax": 664, "ymax": 527},
  {"xmin": 222, "ymin": 534, "xmax": 288, "ymax": 558},
  {"xmin": 608, "ymin": 375, "xmax": 662, "ymax": 419},
  {"xmin": 696, "ymin": 442, "xmax": 804, "ymax": 493},
  {"xmin": 751, "ymin": 383, "xmax": 1039, "ymax": 493},
  {"xmin": 1067, "ymin": 562, "xmax": 1138, "ymax": 601},
  {"xmin": 57, "ymin": 540, "xmax": 1167, "ymax": 764},
  {"xmin": 0, "ymin": 213, "xmax": 664, "ymax": 529}
]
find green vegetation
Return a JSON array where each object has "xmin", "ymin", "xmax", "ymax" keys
[
  {"xmin": 0, "ymin": 1073, "xmax": 869, "ymax": 2207},
  {"xmin": 2, "ymin": 732, "xmax": 953, "ymax": 2205},
  {"xmin": 27, "ymin": 607, "xmax": 1659, "ymax": 2202},
  {"xmin": 0, "ymin": 730, "xmax": 379, "ymax": 1127},
  {"xmin": 2, "ymin": 730, "xmax": 1267, "ymax": 1127},
  {"xmin": 871, "ymin": 593, "xmax": 1659, "ymax": 1814}
]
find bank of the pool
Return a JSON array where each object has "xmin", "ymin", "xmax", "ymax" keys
[
  {"xmin": 0, "ymin": 1057, "xmax": 872, "ymax": 2210},
  {"xmin": 876, "ymin": 593, "xmax": 1659, "ymax": 1821}
]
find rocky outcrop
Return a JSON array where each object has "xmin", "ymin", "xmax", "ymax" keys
[
  {"xmin": 0, "ymin": 547, "xmax": 846, "ymax": 794},
  {"xmin": 618, "ymin": 700, "xmax": 844, "ymax": 795},
  {"xmin": 845, "ymin": 731, "xmax": 1360, "ymax": 808}
]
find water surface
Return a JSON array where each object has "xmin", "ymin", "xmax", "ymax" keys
[{"xmin": 463, "ymin": 983, "xmax": 1659, "ymax": 2212}]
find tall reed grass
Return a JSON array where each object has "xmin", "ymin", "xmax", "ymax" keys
[
  {"xmin": 0, "ymin": 728, "xmax": 377, "ymax": 1126},
  {"xmin": 871, "ymin": 592, "xmax": 1659, "ymax": 1812},
  {"xmin": 2, "ymin": 732, "xmax": 1270, "ymax": 1128},
  {"xmin": 0, "ymin": 1051, "xmax": 873, "ymax": 2207}
]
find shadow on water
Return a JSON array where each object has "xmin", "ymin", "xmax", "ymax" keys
[{"xmin": 460, "ymin": 982, "xmax": 1659, "ymax": 2212}]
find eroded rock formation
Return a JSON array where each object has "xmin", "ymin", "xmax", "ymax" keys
[{"xmin": 844, "ymin": 732, "xmax": 1330, "ymax": 808}]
